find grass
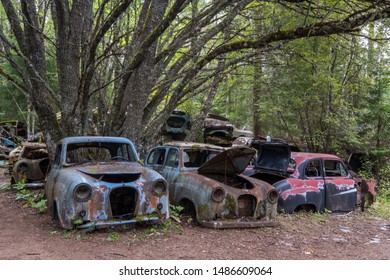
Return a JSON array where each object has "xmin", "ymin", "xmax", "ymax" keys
[
  {"xmin": 368, "ymin": 188, "xmax": 390, "ymax": 219},
  {"xmin": 106, "ymin": 229, "xmax": 120, "ymax": 242}
]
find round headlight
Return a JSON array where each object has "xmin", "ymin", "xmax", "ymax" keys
[
  {"xmin": 152, "ymin": 180, "xmax": 167, "ymax": 196},
  {"xmin": 267, "ymin": 189, "xmax": 279, "ymax": 204},
  {"xmin": 211, "ymin": 187, "xmax": 225, "ymax": 203},
  {"xmin": 73, "ymin": 184, "xmax": 93, "ymax": 202}
]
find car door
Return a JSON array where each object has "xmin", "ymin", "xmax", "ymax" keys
[
  {"xmin": 323, "ymin": 159, "xmax": 357, "ymax": 212},
  {"xmin": 301, "ymin": 158, "xmax": 325, "ymax": 211},
  {"xmin": 145, "ymin": 147, "xmax": 167, "ymax": 174},
  {"xmin": 160, "ymin": 147, "xmax": 180, "ymax": 187}
]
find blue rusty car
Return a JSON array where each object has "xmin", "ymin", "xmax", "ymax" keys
[
  {"xmin": 45, "ymin": 136, "xmax": 169, "ymax": 230},
  {"xmin": 246, "ymin": 142, "xmax": 357, "ymax": 213},
  {"xmin": 145, "ymin": 142, "xmax": 279, "ymax": 229}
]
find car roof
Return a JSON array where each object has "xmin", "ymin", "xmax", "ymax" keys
[
  {"xmin": 59, "ymin": 136, "xmax": 132, "ymax": 145},
  {"xmin": 162, "ymin": 141, "xmax": 226, "ymax": 150},
  {"xmin": 291, "ymin": 152, "xmax": 342, "ymax": 161}
]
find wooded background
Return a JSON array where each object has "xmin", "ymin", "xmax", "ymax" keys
[{"xmin": 0, "ymin": 0, "xmax": 389, "ymax": 158}]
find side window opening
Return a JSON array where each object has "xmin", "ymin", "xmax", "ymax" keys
[
  {"xmin": 147, "ymin": 149, "xmax": 166, "ymax": 165},
  {"xmin": 166, "ymin": 149, "xmax": 179, "ymax": 168},
  {"xmin": 324, "ymin": 160, "xmax": 348, "ymax": 177},
  {"xmin": 305, "ymin": 159, "xmax": 321, "ymax": 177}
]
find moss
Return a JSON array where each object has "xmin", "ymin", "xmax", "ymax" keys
[
  {"xmin": 197, "ymin": 204, "xmax": 209, "ymax": 219},
  {"xmin": 224, "ymin": 194, "xmax": 236, "ymax": 215}
]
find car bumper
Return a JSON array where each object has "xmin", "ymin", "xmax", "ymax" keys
[
  {"xmin": 76, "ymin": 216, "xmax": 161, "ymax": 230},
  {"xmin": 24, "ymin": 182, "xmax": 45, "ymax": 189},
  {"xmin": 199, "ymin": 219, "xmax": 278, "ymax": 229}
]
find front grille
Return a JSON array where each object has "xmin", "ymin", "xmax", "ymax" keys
[
  {"xmin": 237, "ymin": 194, "xmax": 256, "ymax": 217},
  {"xmin": 110, "ymin": 187, "xmax": 138, "ymax": 219}
]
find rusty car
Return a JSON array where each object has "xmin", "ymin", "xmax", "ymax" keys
[
  {"xmin": 9, "ymin": 142, "xmax": 49, "ymax": 188},
  {"xmin": 161, "ymin": 110, "xmax": 192, "ymax": 141},
  {"xmin": 204, "ymin": 114, "xmax": 253, "ymax": 146},
  {"xmin": 44, "ymin": 136, "xmax": 169, "ymax": 230},
  {"xmin": 346, "ymin": 152, "xmax": 377, "ymax": 210},
  {"xmin": 144, "ymin": 142, "xmax": 279, "ymax": 229},
  {"xmin": 1, "ymin": 137, "xmax": 18, "ymax": 162},
  {"xmin": 246, "ymin": 142, "xmax": 358, "ymax": 213}
]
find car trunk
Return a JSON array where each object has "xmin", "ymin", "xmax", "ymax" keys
[{"xmin": 250, "ymin": 142, "xmax": 291, "ymax": 185}]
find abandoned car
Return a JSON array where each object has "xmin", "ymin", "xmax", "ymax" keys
[
  {"xmin": 346, "ymin": 152, "xmax": 377, "ymax": 210},
  {"xmin": 9, "ymin": 142, "xmax": 49, "ymax": 188},
  {"xmin": 145, "ymin": 142, "xmax": 279, "ymax": 229},
  {"xmin": 204, "ymin": 114, "xmax": 234, "ymax": 146},
  {"xmin": 161, "ymin": 110, "xmax": 192, "ymax": 141},
  {"xmin": 1, "ymin": 137, "xmax": 18, "ymax": 161},
  {"xmin": 44, "ymin": 136, "xmax": 169, "ymax": 230},
  {"xmin": 246, "ymin": 142, "xmax": 357, "ymax": 213},
  {"xmin": 204, "ymin": 114, "xmax": 253, "ymax": 146},
  {"xmin": 1, "ymin": 136, "xmax": 17, "ymax": 149}
]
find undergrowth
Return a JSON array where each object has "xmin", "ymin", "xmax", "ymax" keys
[
  {"xmin": 0, "ymin": 180, "xmax": 47, "ymax": 213},
  {"xmin": 365, "ymin": 164, "xmax": 390, "ymax": 219}
]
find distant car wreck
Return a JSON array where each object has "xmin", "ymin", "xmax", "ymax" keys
[
  {"xmin": 161, "ymin": 110, "xmax": 192, "ymax": 141},
  {"xmin": 8, "ymin": 142, "xmax": 49, "ymax": 188},
  {"xmin": 204, "ymin": 114, "xmax": 253, "ymax": 146}
]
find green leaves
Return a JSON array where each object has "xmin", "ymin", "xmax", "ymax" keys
[{"xmin": 7, "ymin": 181, "xmax": 48, "ymax": 213}]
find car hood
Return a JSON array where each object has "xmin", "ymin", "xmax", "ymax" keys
[
  {"xmin": 198, "ymin": 147, "xmax": 255, "ymax": 176},
  {"xmin": 75, "ymin": 162, "xmax": 143, "ymax": 176},
  {"xmin": 255, "ymin": 143, "xmax": 291, "ymax": 173}
]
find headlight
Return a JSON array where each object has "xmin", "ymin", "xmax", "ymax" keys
[
  {"xmin": 152, "ymin": 180, "xmax": 167, "ymax": 196},
  {"xmin": 267, "ymin": 189, "xmax": 279, "ymax": 204},
  {"xmin": 73, "ymin": 184, "xmax": 93, "ymax": 202},
  {"xmin": 211, "ymin": 187, "xmax": 225, "ymax": 203}
]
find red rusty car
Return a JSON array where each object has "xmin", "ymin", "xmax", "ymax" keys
[{"xmin": 246, "ymin": 143, "xmax": 357, "ymax": 213}]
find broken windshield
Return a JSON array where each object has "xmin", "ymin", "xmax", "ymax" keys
[{"xmin": 65, "ymin": 142, "xmax": 136, "ymax": 165}]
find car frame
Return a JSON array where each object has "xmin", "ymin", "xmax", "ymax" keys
[
  {"xmin": 145, "ymin": 141, "xmax": 279, "ymax": 229},
  {"xmin": 9, "ymin": 142, "xmax": 49, "ymax": 188},
  {"xmin": 45, "ymin": 136, "xmax": 169, "ymax": 230}
]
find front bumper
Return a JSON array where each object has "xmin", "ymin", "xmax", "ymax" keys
[
  {"xmin": 23, "ymin": 182, "xmax": 45, "ymax": 189},
  {"xmin": 76, "ymin": 216, "xmax": 161, "ymax": 230},
  {"xmin": 199, "ymin": 219, "xmax": 278, "ymax": 229}
]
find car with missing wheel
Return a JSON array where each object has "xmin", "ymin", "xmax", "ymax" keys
[
  {"xmin": 45, "ymin": 136, "xmax": 169, "ymax": 230},
  {"xmin": 246, "ymin": 142, "xmax": 357, "ymax": 213},
  {"xmin": 8, "ymin": 142, "xmax": 49, "ymax": 188},
  {"xmin": 145, "ymin": 142, "xmax": 278, "ymax": 229}
]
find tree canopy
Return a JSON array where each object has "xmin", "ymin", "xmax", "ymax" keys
[{"xmin": 0, "ymin": 0, "xmax": 389, "ymax": 157}]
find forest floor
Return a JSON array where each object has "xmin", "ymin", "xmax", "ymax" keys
[{"xmin": 0, "ymin": 166, "xmax": 389, "ymax": 260}]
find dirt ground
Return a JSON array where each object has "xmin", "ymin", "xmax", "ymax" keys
[{"xmin": 0, "ymin": 166, "xmax": 389, "ymax": 260}]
